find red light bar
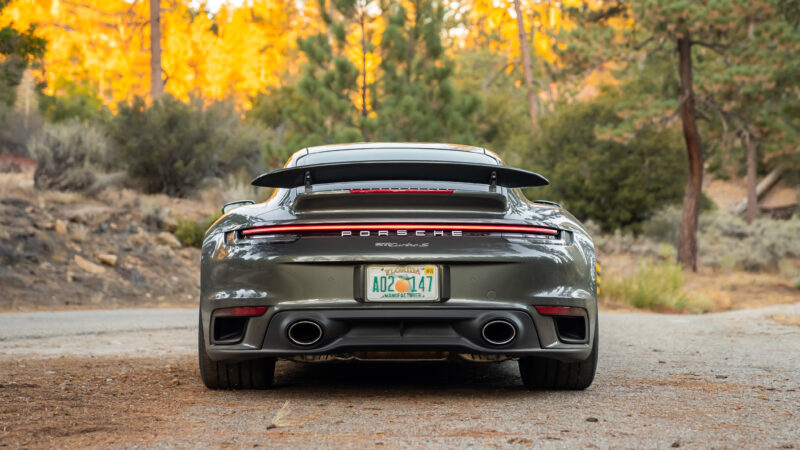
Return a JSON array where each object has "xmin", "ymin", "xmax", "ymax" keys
[
  {"xmin": 242, "ymin": 223, "xmax": 558, "ymax": 236},
  {"xmin": 535, "ymin": 306, "xmax": 586, "ymax": 316},
  {"xmin": 213, "ymin": 306, "xmax": 268, "ymax": 317},
  {"xmin": 349, "ymin": 189, "xmax": 454, "ymax": 194}
]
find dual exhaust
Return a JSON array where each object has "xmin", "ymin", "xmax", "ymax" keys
[
  {"xmin": 286, "ymin": 318, "xmax": 517, "ymax": 347},
  {"xmin": 287, "ymin": 320, "xmax": 324, "ymax": 346},
  {"xmin": 481, "ymin": 319, "xmax": 517, "ymax": 346}
]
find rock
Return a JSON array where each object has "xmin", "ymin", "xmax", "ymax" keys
[
  {"xmin": 672, "ymin": 441, "xmax": 681, "ymax": 448},
  {"xmin": 74, "ymin": 255, "xmax": 105, "ymax": 274},
  {"xmin": 68, "ymin": 205, "xmax": 114, "ymax": 227},
  {"xmin": 162, "ymin": 215, "xmax": 177, "ymax": 232},
  {"xmin": 155, "ymin": 231, "xmax": 182, "ymax": 249},
  {"xmin": 145, "ymin": 208, "xmax": 177, "ymax": 232},
  {"xmin": 98, "ymin": 253, "xmax": 117, "ymax": 267},
  {"xmin": 126, "ymin": 233, "xmax": 149, "ymax": 249},
  {"xmin": 156, "ymin": 244, "xmax": 175, "ymax": 259},
  {"xmin": 54, "ymin": 219, "xmax": 67, "ymax": 235}
]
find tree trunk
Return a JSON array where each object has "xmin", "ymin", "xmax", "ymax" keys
[
  {"xmin": 733, "ymin": 168, "xmax": 781, "ymax": 215},
  {"xmin": 676, "ymin": 36, "xmax": 703, "ymax": 272},
  {"xmin": 149, "ymin": 0, "xmax": 163, "ymax": 101},
  {"xmin": 360, "ymin": 12, "xmax": 368, "ymax": 118},
  {"xmin": 745, "ymin": 133, "xmax": 758, "ymax": 223},
  {"xmin": 512, "ymin": 0, "xmax": 538, "ymax": 132}
]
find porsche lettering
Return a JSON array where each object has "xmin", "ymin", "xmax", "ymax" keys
[{"xmin": 340, "ymin": 230, "xmax": 462, "ymax": 237}]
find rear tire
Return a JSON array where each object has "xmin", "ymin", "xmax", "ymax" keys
[
  {"xmin": 519, "ymin": 320, "xmax": 598, "ymax": 390},
  {"xmin": 198, "ymin": 316, "xmax": 275, "ymax": 389}
]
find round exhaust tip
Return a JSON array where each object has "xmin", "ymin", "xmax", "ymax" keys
[
  {"xmin": 481, "ymin": 320, "xmax": 517, "ymax": 346},
  {"xmin": 287, "ymin": 320, "xmax": 323, "ymax": 346}
]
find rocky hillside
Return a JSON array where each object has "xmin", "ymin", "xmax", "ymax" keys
[{"xmin": 0, "ymin": 171, "xmax": 217, "ymax": 311}]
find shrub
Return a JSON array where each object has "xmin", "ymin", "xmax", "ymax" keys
[
  {"xmin": 641, "ymin": 205, "xmax": 683, "ymax": 245},
  {"xmin": 522, "ymin": 97, "xmax": 686, "ymax": 233},
  {"xmin": 697, "ymin": 211, "xmax": 800, "ymax": 272},
  {"xmin": 174, "ymin": 214, "xmax": 220, "ymax": 248},
  {"xmin": 602, "ymin": 260, "xmax": 713, "ymax": 312},
  {"xmin": 40, "ymin": 80, "xmax": 111, "ymax": 123},
  {"xmin": 204, "ymin": 101, "xmax": 270, "ymax": 178},
  {"xmin": 109, "ymin": 96, "xmax": 268, "ymax": 197},
  {"xmin": 638, "ymin": 207, "xmax": 800, "ymax": 272},
  {"xmin": 28, "ymin": 119, "xmax": 110, "ymax": 191},
  {"xmin": 0, "ymin": 70, "xmax": 43, "ymax": 157},
  {"xmin": 109, "ymin": 96, "xmax": 214, "ymax": 197}
]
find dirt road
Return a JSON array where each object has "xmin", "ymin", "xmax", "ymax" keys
[{"xmin": 1, "ymin": 305, "xmax": 798, "ymax": 448}]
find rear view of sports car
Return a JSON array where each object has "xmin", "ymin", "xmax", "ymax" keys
[{"xmin": 198, "ymin": 143, "xmax": 598, "ymax": 390}]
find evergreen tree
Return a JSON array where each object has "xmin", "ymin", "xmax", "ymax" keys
[
  {"xmin": 560, "ymin": 0, "xmax": 800, "ymax": 270},
  {"xmin": 277, "ymin": 0, "xmax": 481, "ymax": 151},
  {"xmin": 526, "ymin": 95, "xmax": 686, "ymax": 232},
  {"xmin": 281, "ymin": 0, "xmax": 377, "ymax": 151},
  {"xmin": 0, "ymin": 0, "xmax": 46, "ymax": 105},
  {"xmin": 376, "ymin": 0, "xmax": 480, "ymax": 143}
]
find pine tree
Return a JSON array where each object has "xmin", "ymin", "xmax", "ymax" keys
[
  {"xmin": 560, "ymin": 0, "xmax": 800, "ymax": 270},
  {"xmin": 281, "ymin": 0, "xmax": 376, "ymax": 151},
  {"xmin": 0, "ymin": 0, "xmax": 46, "ymax": 105},
  {"xmin": 375, "ymin": 0, "xmax": 480, "ymax": 143}
]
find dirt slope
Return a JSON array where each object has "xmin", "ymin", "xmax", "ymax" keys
[{"xmin": 0, "ymin": 172, "xmax": 215, "ymax": 311}]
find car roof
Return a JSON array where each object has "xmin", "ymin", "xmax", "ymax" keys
[{"xmin": 288, "ymin": 143, "xmax": 503, "ymax": 167}]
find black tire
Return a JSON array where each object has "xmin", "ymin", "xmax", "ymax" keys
[
  {"xmin": 198, "ymin": 316, "xmax": 275, "ymax": 389},
  {"xmin": 519, "ymin": 320, "xmax": 598, "ymax": 390}
]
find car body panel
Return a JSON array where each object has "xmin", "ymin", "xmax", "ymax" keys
[{"xmin": 200, "ymin": 143, "xmax": 597, "ymax": 364}]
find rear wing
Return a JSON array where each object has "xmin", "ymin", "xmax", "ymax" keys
[{"xmin": 251, "ymin": 161, "xmax": 549, "ymax": 190}]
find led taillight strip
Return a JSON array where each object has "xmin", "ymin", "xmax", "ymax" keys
[
  {"xmin": 535, "ymin": 306, "xmax": 586, "ymax": 316},
  {"xmin": 242, "ymin": 223, "xmax": 558, "ymax": 236},
  {"xmin": 213, "ymin": 306, "xmax": 268, "ymax": 317},
  {"xmin": 349, "ymin": 189, "xmax": 454, "ymax": 194}
]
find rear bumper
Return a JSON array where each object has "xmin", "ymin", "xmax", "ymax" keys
[{"xmin": 202, "ymin": 304, "xmax": 596, "ymax": 363}]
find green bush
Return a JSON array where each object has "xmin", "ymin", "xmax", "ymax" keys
[
  {"xmin": 695, "ymin": 211, "xmax": 800, "ymax": 272},
  {"xmin": 602, "ymin": 260, "xmax": 713, "ymax": 312},
  {"xmin": 108, "ymin": 95, "xmax": 267, "ymax": 197},
  {"xmin": 204, "ymin": 100, "xmax": 269, "ymax": 177},
  {"xmin": 174, "ymin": 214, "xmax": 220, "ymax": 248},
  {"xmin": 40, "ymin": 79, "xmax": 110, "ymax": 123},
  {"xmin": 28, "ymin": 119, "xmax": 110, "ymax": 191},
  {"xmin": 109, "ymin": 96, "xmax": 214, "ymax": 197},
  {"xmin": 522, "ymin": 96, "xmax": 687, "ymax": 233}
]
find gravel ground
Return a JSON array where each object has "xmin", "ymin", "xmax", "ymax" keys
[{"xmin": 1, "ymin": 305, "xmax": 798, "ymax": 448}]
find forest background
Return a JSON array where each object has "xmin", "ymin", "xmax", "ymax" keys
[{"xmin": 1, "ymin": 0, "xmax": 799, "ymax": 313}]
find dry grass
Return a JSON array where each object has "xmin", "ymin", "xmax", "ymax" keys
[
  {"xmin": 600, "ymin": 259, "xmax": 715, "ymax": 313},
  {"xmin": 600, "ymin": 252, "xmax": 800, "ymax": 312}
]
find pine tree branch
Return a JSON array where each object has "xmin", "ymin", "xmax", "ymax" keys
[
  {"xmin": 632, "ymin": 36, "xmax": 654, "ymax": 50},
  {"xmin": 587, "ymin": 1, "xmax": 626, "ymax": 23},
  {"xmin": 690, "ymin": 40, "xmax": 729, "ymax": 56}
]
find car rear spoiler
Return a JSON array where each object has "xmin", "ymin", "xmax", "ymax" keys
[{"xmin": 251, "ymin": 161, "xmax": 549, "ymax": 190}]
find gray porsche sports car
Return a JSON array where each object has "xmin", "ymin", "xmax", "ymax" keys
[{"xmin": 198, "ymin": 143, "xmax": 598, "ymax": 390}]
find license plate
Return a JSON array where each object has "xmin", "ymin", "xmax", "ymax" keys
[{"xmin": 366, "ymin": 265, "xmax": 439, "ymax": 302}]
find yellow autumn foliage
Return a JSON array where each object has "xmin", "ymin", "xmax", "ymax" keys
[
  {"xmin": 1, "ymin": 0, "xmax": 301, "ymax": 108},
  {"xmin": 0, "ymin": 0, "xmax": 628, "ymax": 109}
]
